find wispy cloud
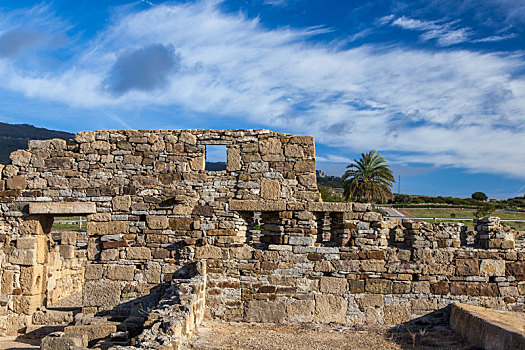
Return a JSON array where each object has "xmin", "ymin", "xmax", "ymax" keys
[
  {"xmin": 0, "ymin": 1, "xmax": 524, "ymax": 180},
  {"xmin": 472, "ymin": 33, "xmax": 517, "ymax": 42},
  {"xmin": 390, "ymin": 16, "xmax": 472, "ymax": 46}
]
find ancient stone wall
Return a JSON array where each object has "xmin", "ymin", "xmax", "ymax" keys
[
  {"xmin": 0, "ymin": 129, "xmax": 318, "ymax": 335},
  {"xmin": 0, "ymin": 129, "xmax": 523, "ymax": 344}
]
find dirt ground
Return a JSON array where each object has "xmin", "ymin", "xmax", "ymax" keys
[
  {"xmin": 0, "ymin": 337, "xmax": 39, "ymax": 350},
  {"xmin": 189, "ymin": 320, "xmax": 476, "ymax": 350}
]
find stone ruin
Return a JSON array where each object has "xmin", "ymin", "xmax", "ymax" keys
[{"xmin": 0, "ymin": 129, "xmax": 522, "ymax": 349}]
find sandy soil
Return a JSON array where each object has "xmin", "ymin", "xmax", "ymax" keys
[{"xmin": 189, "ymin": 320, "xmax": 476, "ymax": 350}]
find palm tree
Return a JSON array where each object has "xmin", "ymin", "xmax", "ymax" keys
[{"xmin": 342, "ymin": 150, "xmax": 395, "ymax": 203}]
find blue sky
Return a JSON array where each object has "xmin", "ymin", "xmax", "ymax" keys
[{"xmin": 0, "ymin": 0, "xmax": 524, "ymax": 198}]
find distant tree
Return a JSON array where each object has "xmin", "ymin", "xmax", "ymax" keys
[
  {"xmin": 471, "ymin": 192, "xmax": 488, "ymax": 201},
  {"xmin": 319, "ymin": 185, "xmax": 344, "ymax": 202},
  {"xmin": 342, "ymin": 150, "xmax": 395, "ymax": 203},
  {"xmin": 394, "ymin": 194, "xmax": 412, "ymax": 204},
  {"xmin": 474, "ymin": 204, "xmax": 495, "ymax": 218}
]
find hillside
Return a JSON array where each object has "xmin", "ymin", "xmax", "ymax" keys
[{"xmin": 0, "ymin": 122, "xmax": 74, "ymax": 164}]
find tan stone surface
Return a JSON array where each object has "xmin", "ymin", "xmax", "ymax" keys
[
  {"xmin": 126, "ymin": 247, "xmax": 152, "ymax": 260},
  {"xmin": 319, "ymin": 277, "xmax": 347, "ymax": 294},
  {"xmin": 313, "ymin": 294, "xmax": 347, "ymax": 324},
  {"xmin": 260, "ymin": 179, "xmax": 280, "ymax": 200},
  {"xmin": 245, "ymin": 300, "xmax": 286, "ymax": 323},
  {"xmin": 29, "ymin": 202, "xmax": 96, "ymax": 215},
  {"xmin": 82, "ymin": 280, "xmax": 121, "ymax": 310},
  {"xmin": 9, "ymin": 150, "xmax": 32, "ymax": 166},
  {"xmin": 146, "ymin": 215, "xmax": 169, "ymax": 230},
  {"xmin": 112, "ymin": 195, "xmax": 131, "ymax": 211},
  {"xmin": 6, "ymin": 175, "xmax": 26, "ymax": 190},
  {"xmin": 86, "ymin": 221, "xmax": 129, "ymax": 236},
  {"xmin": 227, "ymin": 148, "xmax": 241, "ymax": 171},
  {"xmin": 106, "ymin": 264, "xmax": 135, "ymax": 281}
]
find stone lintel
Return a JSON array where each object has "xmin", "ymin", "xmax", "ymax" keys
[
  {"xmin": 308, "ymin": 202, "xmax": 354, "ymax": 212},
  {"xmin": 29, "ymin": 202, "xmax": 97, "ymax": 215}
]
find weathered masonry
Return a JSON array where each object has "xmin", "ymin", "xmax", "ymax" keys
[{"xmin": 0, "ymin": 129, "xmax": 523, "ymax": 348}]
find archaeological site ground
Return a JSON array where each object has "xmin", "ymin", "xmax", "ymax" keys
[{"xmin": 0, "ymin": 129, "xmax": 523, "ymax": 349}]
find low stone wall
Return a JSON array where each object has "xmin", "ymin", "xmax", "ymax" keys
[
  {"xmin": 203, "ymin": 242, "xmax": 525, "ymax": 326},
  {"xmin": 450, "ymin": 303, "xmax": 525, "ymax": 349},
  {"xmin": 130, "ymin": 273, "xmax": 206, "ymax": 349}
]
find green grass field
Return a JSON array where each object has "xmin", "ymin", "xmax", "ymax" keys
[
  {"xmin": 51, "ymin": 216, "xmax": 86, "ymax": 231},
  {"xmin": 403, "ymin": 208, "xmax": 525, "ymax": 231}
]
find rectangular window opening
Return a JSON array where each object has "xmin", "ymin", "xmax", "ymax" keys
[
  {"xmin": 51, "ymin": 215, "xmax": 88, "ymax": 250},
  {"xmin": 205, "ymin": 145, "xmax": 227, "ymax": 171}
]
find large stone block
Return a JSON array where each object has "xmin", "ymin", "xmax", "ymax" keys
[
  {"xmin": 13, "ymin": 294, "xmax": 43, "ymax": 314},
  {"xmin": 6, "ymin": 175, "xmax": 26, "ymax": 190},
  {"xmin": 259, "ymin": 138, "xmax": 282, "ymax": 155},
  {"xmin": 294, "ymin": 160, "xmax": 315, "ymax": 173},
  {"xmin": 319, "ymin": 277, "xmax": 347, "ymax": 294},
  {"xmin": 28, "ymin": 202, "xmax": 96, "ymax": 215},
  {"xmin": 308, "ymin": 202, "xmax": 353, "ymax": 212},
  {"xmin": 260, "ymin": 179, "xmax": 280, "ymax": 200},
  {"xmin": 286, "ymin": 299, "xmax": 314, "ymax": 323},
  {"xmin": 19, "ymin": 216, "xmax": 53, "ymax": 235},
  {"xmin": 106, "ymin": 265, "xmax": 135, "ymax": 281},
  {"xmin": 1, "ymin": 270, "xmax": 15, "ymax": 294},
  {"xmin": 10, "ymin": 150, "xmax": 32, "ymax": 166},
  {"xmin": 284, "ymin": 144, "xmax": 304, "ymax": 158},
  {"xmin": 480, "ymin": 259, "xmax": 505, "ymax": 277},
  {"xmin": 87, "ymin": 221, "xmax": 129, "ymax": 236},
  {"xmin": 41, "ymin": 332, "xmax": 88, "ymax": 350},
  {"xmin": 20, "ymin": 265, "xmax": 44, "ymax": 296},
  {"xmin": 365, "ymin": 279, "xmax": 393, "ymax": 294},
  {"xmin": 456, "ymin": 259, "xmax": 479, "ymax": 276},
  {"xmin": 506, "ymin": 262, "xmax": 525, "ymax": 278},
  {"xmin": 356, "ymin": 294, "xmax": 384, "ymax": 310},
  {"xmin": 190, "ymin": 156, "xmax": 205, "ymax": 171},
  {"xmin": 16, "ymin": 236, "xmax": 37, "ymax": 249},
  {"xmin": 112, "ymin": 195, "xmax": 131, "ymax": 212},
  {"xmin": 65, "ymin": 323, "xmax": 117, "ymax": 342},
  {"xmin": 227, "ymin": 148, "xmax": 241, "ymax": 171},
  {"xmin": 195, "ymin": 245, "xmax": 222, "ymax": 259},
  {"xmin": 245, "ymin": 300, "xmax": 286, "ymax": 323},
  {"xmin": 179, "ymin": 131, "xmax": 196, "ymax": 144},
  {"xmin": 146, "ymin": 215, "xmax": 169, "ymax": 230},
  {"xmin": 169, "ymin": 217, "xmax": 192, "ymax": 231},
  {"xmin": 82, "ymin": 280, "xmax": 121, "ymax": 310},
  {"xmin": 59, "ymin": 245, "xmax": 75, "ymax": 259},
  {"xmin": 229, "ymin": 200, "xmax": 287, "ymax": 211},
  {"xmin": 383, "ymin": 303, "xmax": 411, "ymax": 325},
  {"xmin": 84, "ymin": 264, "xmax": 104, "ymax": 280},
  {"xmin": 314, "ymin": 295, "xmax": 347, "ymax": 324},
  {"xmin": 33, "ymin": 309, "xmax": 74, "ymax": 325},
  {"xmin": 10, "ymin": 249, "xmax": 37, "ymax": 266},
  {"xmin": 126, "ymin": 247, "xmax": 151, "ymax": 260},
  {"xmin": 145, "ymin": 263, "xmax": 162, "ymax": 284},
  {"xmin": 100, "ymin": 249, "xmax": 119, "ymax": 261}
]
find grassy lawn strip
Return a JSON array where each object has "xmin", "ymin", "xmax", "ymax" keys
[
  {"xmin": 52, "ymin": 216, "xmax": 86, "ymax": 231},
  {"xmin": 404, "ymin": 209, "xmax": 525, "ymax": 231}
]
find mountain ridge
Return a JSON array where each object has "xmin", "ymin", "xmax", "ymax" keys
[{"xmin": 0, "ymin": 122, "xmax": 74, "ymax": 164}]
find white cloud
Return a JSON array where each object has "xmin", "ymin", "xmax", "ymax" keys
[
  {"xmin": 472, "ymin": 33, "xmax": 517, "ymax": 42},
  {"xmin": 316, "ymin": 154, "xmax": 353, "ymax": 163},
  {"xmin": 0, "ymin": 1, "xmax": 524, "ymax": 179},
  {"xmin": 391, "ymin": 16, "xmax": 472, "ymax": 46}
]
